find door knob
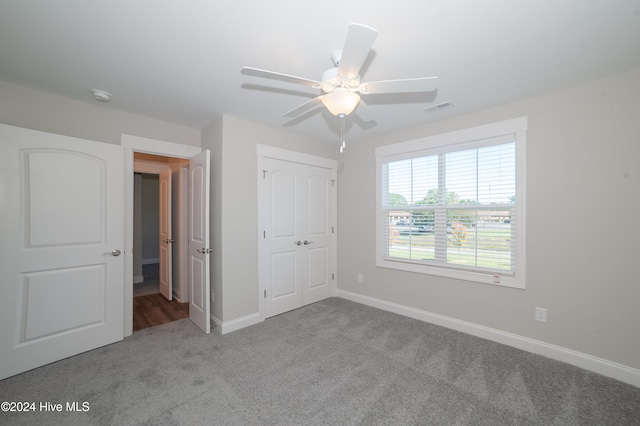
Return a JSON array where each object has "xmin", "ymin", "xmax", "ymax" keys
[
  {"xmin": 106, "ymin": 249, "xmax": 121, "ymax": 256},
  {"xmin": 163, "ymin": 239, "xmax": 175, "ymax": 243},
  {"xmin": 295, "ymin": 241, "xmax": 302, "ymax": 246},
  {"xmin": 303, "ymin": 240, "xmax": 314, "ymax": 245}
]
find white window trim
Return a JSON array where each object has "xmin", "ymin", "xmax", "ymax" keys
[{"xmin": 375, "ymin": 117, "xmax": 527, "ymax": 289}]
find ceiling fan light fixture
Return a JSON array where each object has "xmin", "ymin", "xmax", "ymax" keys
[{"xmin": 322, "ymin": 88, "xmax": 360, "ymax": 116}]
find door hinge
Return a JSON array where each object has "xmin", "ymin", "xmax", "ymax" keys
[
  {"xmin": 332, "ymin": 273, "xmax": 335, "ymax": 280},
  {"xmin": 264, "ymin": 290, "xmax": 267, "ymax": 298},
  {"xmin": 263, "ymin": 170, "xmax": 267, "ymax": 179},
  {"xmin": 331, "ymin": 179, "xmax": 335, "ymax": 187},
  {"xmin": 263, "ymin": 230, "xmax": 266, "ymax": 239},
  {"xmin": 332, "ymin": 226, "xmax": 334, "ymax": 234}
]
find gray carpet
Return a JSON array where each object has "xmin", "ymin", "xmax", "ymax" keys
[{"xmin": 1, "ymin": 298, "xmax": 639, "ymax": 425}]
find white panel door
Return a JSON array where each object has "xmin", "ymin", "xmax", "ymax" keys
[
  {"xmin": 264, "ymin": 162, "xmax": 303, "ymax": 317},
  {"xmin": 302, "ymin": 172, "xmax": 333, "ymax": 305},
  {"xmin": 188, "ymin": 150, "xmax": 210, "ymax": 334},
  {"xmin": 159, "ymin": 168, "xmax": 172, "ymax": 301},
  {"xmin": 0, "ymin": 124, "xmax": 124, "ymax": 380},
  {"xmin": 263, "ymin": 158, "xmax": 333, "ymax": 318}
]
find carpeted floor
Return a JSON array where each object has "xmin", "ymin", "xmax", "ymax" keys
[{"xmin": 1, "ymin": 298, "xmax": 639, "ymax": 425}]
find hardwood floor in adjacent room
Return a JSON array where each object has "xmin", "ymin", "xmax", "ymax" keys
[
  {"xmin": 133, "ymin": 293, "xmax": 189, "ymax": 331},
  {"xmin": 133, "ymin": 263, "xmax": 189, "ymax": 331}
]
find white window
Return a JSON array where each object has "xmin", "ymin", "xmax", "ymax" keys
[{"xmin": 376, "ymin": 117, "xmax": 527, "ymax": 288}]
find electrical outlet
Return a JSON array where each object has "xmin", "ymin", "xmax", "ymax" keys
[
  {"xmin": 357, "ymin": 273, "xmax": 364, "ymax": 283},
  {"xmin": 535, "ymin": 307, "xmax": 547, "ymax": 323}
]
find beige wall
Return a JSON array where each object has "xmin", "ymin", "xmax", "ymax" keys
[
  {"xmin": 0, "ymin": 80, "xmax": 200, "ymax": 146},
  {"xmin": 202, "ymin": 115, "xmax": 337, "ymax": 322},
  {"xmin": 338, "ymin": 67, "xmax": 640, "ymax": 370}
]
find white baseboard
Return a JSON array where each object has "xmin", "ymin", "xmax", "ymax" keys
[
  {"xmin": 211, "ymin": 312, "xmax": 262, "ymax": 335},
  {"xmin": 133, "ymin": 275, "xmax": 144, "ymax": 284},
  {"xmin": 337, "ymin": 289, "xmax": 640, "ymax": 388},
  {"xmin": 172, "ymin": 290, "xmax": 185, "ymax": 303},
  {"xmin": 211, "ymin": 315, "xmax": 223, "ymax": 332}
]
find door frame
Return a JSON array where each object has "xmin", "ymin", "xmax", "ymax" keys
[
  {"xmin": 122, "ymin": 134, "xmax": 201, "ymax": 337},
  {"xmin": 256, "ymin": 145, "xmax": 338, "ymax": 322}
]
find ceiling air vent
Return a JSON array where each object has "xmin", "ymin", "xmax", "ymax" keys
[{"xmin": 423, "ymin": 101, "xmax": 453, "ymax": 114}]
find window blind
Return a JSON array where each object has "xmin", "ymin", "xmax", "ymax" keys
[{"xmin": 381, "ymin": 137, "xmax": 516, "ymax": 275}]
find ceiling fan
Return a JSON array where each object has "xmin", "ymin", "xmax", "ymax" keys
[{"xmin": 241, "ymin": 23, "xmax": 438, "ymax": 150}]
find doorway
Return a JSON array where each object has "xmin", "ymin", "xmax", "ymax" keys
[
  {"xmin": 134, "ymin": 173, "xmax": 159, "ymax": 295},
  {"xmin": 122, "ymin": 134, "xmax": 211, "ymax": 337},
  {"xmin": 132, "ymin": 153, "xmax": 190, "ymax": 331}
]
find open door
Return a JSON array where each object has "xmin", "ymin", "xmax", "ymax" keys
[
  {"xmin": 188, "ymin": 150, "xmax": 211, "ymax": 333},
  {"xmin": 158, "ymin": 168, "xmax": 172, "ymax": 301},
  {"xmin": 0, "ymin": 124, "xmax": 124, "ymax": 379}
]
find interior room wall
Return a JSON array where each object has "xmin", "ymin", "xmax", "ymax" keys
[
  {"xmin": 0, "ymin": 80, "xmax": 201, "ymax": 146},
  {"xmin": 202, "ymin": 115, "xmax": 337, "ymax": 324},
  {"xmin": 133, "ymin": 174, "xmax": 143, "ymax": 283},
  {"xmin": 337, "ymin": 67, "xmax": 640, "ymax": 371},
  {"xmin": 141, "ymin": 174, "xmax": 160, "ymax": 265}
]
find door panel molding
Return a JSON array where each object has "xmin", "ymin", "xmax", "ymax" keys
[{"xmin": 20, "ymin": 265, "xmax": 106, "ymax": 343}]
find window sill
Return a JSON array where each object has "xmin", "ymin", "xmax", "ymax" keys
[{"xmin": 376, "ymin": 258, "xmax": 525, "ymax": 289}]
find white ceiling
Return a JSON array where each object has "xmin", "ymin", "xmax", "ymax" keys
[{"xmin": 1, "ymin": 1, "xmax": 639, "ymax": 145}]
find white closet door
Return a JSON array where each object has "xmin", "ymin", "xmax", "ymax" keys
[
  {"xmin": 0, "ymin": 124, "xmax": 124, "ymax": 379},
  {"xmin": 263, "ymin": 158, "xmax": 333, "ymax": 318},
  {"xmin": 301, "ymin": 169, "xmax": 333, "ymax": 305}
]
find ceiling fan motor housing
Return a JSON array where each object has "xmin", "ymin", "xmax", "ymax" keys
[
  {"xmin": 331, "ymin": 49, "xmax": 342, "ymax": 67},
  {"xmin": 321, "ymin": 67, "xmax": 360, "ymax": 94}
]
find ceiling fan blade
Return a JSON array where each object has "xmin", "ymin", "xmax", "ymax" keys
[
  {"xmin": 283, "ymin": 96, "xmax": 324, "ymax": 118},
  {"xmin": 241, "ymin": 67, "xmax": 321, "ymax": 88},
  {"xmin": 355, "ymin": 99, "xmax": 376, "ymax": 123},
  {"xmin": 337, "ymin": 23, "xmax": 378, "ymax": 80},
  {"xmin": 360, "ymin": 77, "xmax": 438, "ymax": 94}
]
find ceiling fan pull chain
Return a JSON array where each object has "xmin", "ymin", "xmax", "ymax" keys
[{"xmin": 339, "ymin": 114, "xmax": 346, "ymax": 153}]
